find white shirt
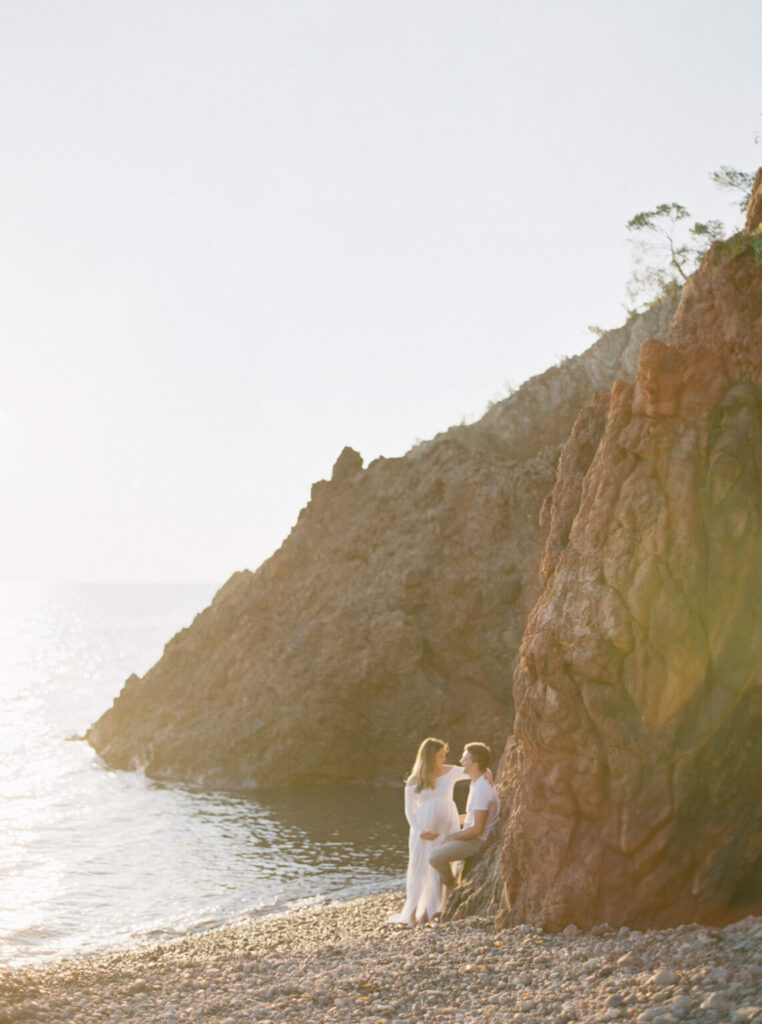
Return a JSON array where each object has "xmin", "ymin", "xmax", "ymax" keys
[{"xmin": 464, "ymin": 774, "xmax": 500, "ymax": 842}]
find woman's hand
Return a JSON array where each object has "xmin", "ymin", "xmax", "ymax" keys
[{"xmin": 420, "ymin": 831, "xmax": 439, "ymax": 841}]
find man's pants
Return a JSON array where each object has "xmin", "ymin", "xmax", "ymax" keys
[{"xmin": 429, "ymin": 838, "xmax": 485, "ymax": 888}]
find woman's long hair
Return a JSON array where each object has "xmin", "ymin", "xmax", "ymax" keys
[{"xmin": 408, "ymin": 737, "xmax": 447, "ymax": 792}]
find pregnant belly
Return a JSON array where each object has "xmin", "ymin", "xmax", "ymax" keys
[{"xmin": 417, "ymin": 798, "xmax": 457, "ymax": 834}]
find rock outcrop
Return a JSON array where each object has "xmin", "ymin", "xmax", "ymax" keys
[
  {"xmin": 87, "ymin": 298, "xmax": 678, "ymax": 788},
  {"xmin": 487, "ymin": 176, "xmax": 762, "ymax": 930},
  {"xmin": 437, "ymin": 298, "xmax": 676, "ymax": 463},
  {"xmin": 88, "ymin": 440, "xmax": 557, "ymax": 786}
]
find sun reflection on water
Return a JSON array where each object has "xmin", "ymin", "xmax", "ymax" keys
[{"xmin": 0, "ymin": 583, "xmax": 407, "ymax": 966}]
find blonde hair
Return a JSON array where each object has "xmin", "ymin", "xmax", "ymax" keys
[{"xmin": 408, "ymin": 737, "xmax": 447, "ymax": 793}]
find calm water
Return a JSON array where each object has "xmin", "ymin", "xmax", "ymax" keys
[{"xmin": 0, "ymin": 583, "xmax": 407, "ymax": 966}]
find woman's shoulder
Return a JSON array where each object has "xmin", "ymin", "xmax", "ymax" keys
[{"xmin": 406, "ymin": 775, "xmax": 419, "ymax": 787}]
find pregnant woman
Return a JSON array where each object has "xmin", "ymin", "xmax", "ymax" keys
[{"xmin": 388, "ymin": 737, "xmax": 466, "ymax": 925}]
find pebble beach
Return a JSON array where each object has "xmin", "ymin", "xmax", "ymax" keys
[{"xmin": 3, "ymin": 889, "xmax": 762, "ymax": 1024}]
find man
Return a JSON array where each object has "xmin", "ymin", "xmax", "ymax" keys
[{"xmin": 428, "ymin": 742, "xmax": 499, "ymax": 891}]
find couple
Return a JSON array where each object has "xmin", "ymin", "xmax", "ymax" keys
[{"xmin": 389, "ymin": 736, "xmax": 499, "ymax": 925}]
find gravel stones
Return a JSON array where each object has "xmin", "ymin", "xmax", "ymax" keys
[{"xmin": 2, "ymin": 890, "xmax": 762, "ymax": 1023}]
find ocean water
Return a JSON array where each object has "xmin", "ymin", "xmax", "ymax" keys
[{"xmin": 0, "ymin": 583, "xmax": 407, "ymax": 966}]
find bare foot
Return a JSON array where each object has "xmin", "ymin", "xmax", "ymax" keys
[{"xmin": 440, "ymin": 883, "xmax": 455, "ymax": 915}]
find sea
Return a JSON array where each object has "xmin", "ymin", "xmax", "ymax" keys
[{"xmin": 0, "ymin": 582, "xmax": 408, "ymax": 967}]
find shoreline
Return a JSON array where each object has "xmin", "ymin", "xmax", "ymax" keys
[
  {"xmin": 1, "ymin": 877, "xmax": 405, "ymax": 973},
  {"xmin": 2, "ymin": 889, "xmax": 762, "ymax": 1023}
]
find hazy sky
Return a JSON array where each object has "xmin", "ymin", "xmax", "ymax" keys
[{"xmin": 2, "ymin": 0, "xmax": 760, "ymax": 584}]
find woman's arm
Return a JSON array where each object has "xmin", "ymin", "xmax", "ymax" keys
[
  {"xmin": 447, "ymin": 764, "xmax": 494, "ymax": 784},
  {"xmin": 403, "ymin": 782, "xmax": 421, "ymax": 830},
  {"xmin": 405, "ymin": 782, "xmax": 440, "ymax": 839}
]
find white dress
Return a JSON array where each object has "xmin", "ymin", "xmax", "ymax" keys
[{"xmin": 389, "ymin": 765, "xmax": 467, "ymax": 924}]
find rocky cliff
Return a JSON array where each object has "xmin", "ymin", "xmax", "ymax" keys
[
  {"xmin": 474, "ymin": 172, "xmax": 762, "ymax": 931},
  {"xmin": 86, "ymin": 296, "xmax": 677, "ymax": 788}
]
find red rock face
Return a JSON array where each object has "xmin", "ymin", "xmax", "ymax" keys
[
  {"xmin": 496, "ymin": 197, "xmax": 762, "ymax": 930},
  {"xmin": 745, "ymin": 167, "xmax": 762, "ymax": 236}
]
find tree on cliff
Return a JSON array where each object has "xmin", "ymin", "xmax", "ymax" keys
[
  {"xmin": 710, "ymin": 165, "xmax": 755, "ymax": 213},
  {"xmin": 626, "ymin": 203, "xmax": 724, "ymax": 308},
  {"xmin": 625, "ymin": 162, "xmax": 754, "ymax": 310}
]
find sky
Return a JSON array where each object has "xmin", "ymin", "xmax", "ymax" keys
[{"xmin": 1, "ymin": 0, "xmax": 760, "ymax": 584}]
